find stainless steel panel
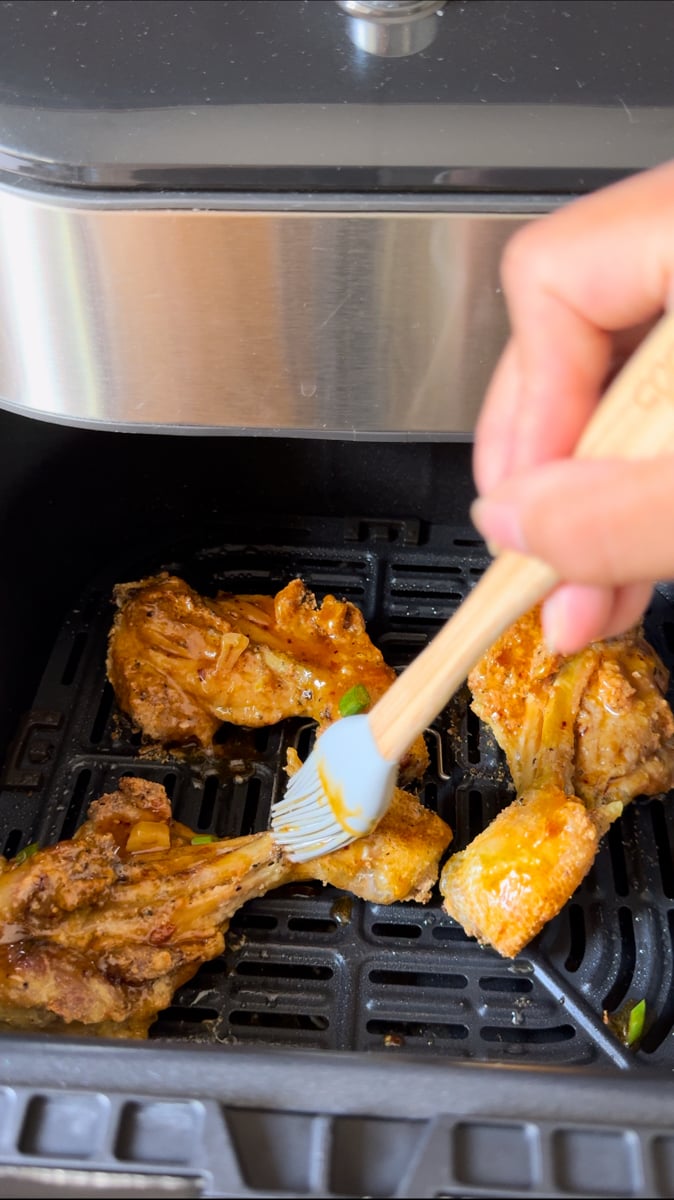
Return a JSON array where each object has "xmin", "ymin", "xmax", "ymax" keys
[{"xmin": 0, "ymin": 182, "xmax": 534, "ymax": 435}]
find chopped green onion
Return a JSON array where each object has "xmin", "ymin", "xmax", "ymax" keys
[
  {"xmin": 338, "ymin": 684, "xmax": 371, "ymax": 717},
  {"xmin": 191, "ymin": 834, "xmax": 216, "ymax": 845},
  {"xmin": 14, "ymin": 842, "xmax": 39, "ymax": 866},
  {"xmin": 627, "ymin": 999, "xmax": 646, "ymax": 1046}
]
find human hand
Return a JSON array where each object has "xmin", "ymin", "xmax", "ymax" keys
[{"xmin": 470, "ymin": 161, "xmax": 674, "ymax": 654}]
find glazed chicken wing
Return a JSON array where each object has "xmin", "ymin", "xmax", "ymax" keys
[
  {"xmin": 107, "ymin": 574, "xmax": 429, "ymax": 779},
  {"xmin": 0, "ymin": 778, "xmax": 286, "ymax": 1037},
  {"xmin": 0, "ymin": 777, "xmax": 451, "ymax": 1037},
  {"xmin": 441, "ymin": 607, "xmax": 674, "ymax": 957}
]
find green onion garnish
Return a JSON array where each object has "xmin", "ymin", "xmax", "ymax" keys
[
  {"xmin": 338, "ymin": 684, "xmax": 371, "ymax": 717},
  {"xmin": 191, "ymin": 834, "xmax": 216, "ymax": 845},
  {"xmin": 627, "ymin": 998, "xmax": 646, "ymax": 1046},
  {"xmin": 14, "ymin": 842, "xmax": 39, "ymax": 866}
]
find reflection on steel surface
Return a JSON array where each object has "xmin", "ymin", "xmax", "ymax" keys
[
  {"xmin": 336, "ymin": 1, "xmax": 447, "ymax": 58},
  {"xmin": 0, "ymin": 185, "xmax": 528, "ymax": 435}
]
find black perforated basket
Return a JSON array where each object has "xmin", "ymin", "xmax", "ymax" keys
[{"xmin": 3, "ymin": 514, "xmax": 674, "ymax": 1197}]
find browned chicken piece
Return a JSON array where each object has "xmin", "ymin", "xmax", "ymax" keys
[
  {"xmin": 0, "ymin": 777, "xmax": 451, "ymax": 1037},
  {"xmin": 292, "ymin": 788, "xmax": 450, "ymax": 904},
  {"xmin": 284, "ymin": 745, "xmax": 450, "ymax": 903},
  {"xmin": 0, "ymin": 778, "xmax": 286, "ymax": 1038},
  {"xmin": 441, "ymin": 606, "xmax": 674, "ymax": 958},
  {"xmin": 107, "ymin": 574, "xmax": 429, "ymax": 780}
]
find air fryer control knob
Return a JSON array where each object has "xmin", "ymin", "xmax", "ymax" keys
[{"xmin": 336, "ymin": 1, "xmax": 447, "ymax": 58}]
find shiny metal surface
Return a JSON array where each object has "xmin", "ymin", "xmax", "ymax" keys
[
  {"xmin": 0, "ymin": 181, "xmax": 533, "ymax": 435},
  {"xmin": 336, "ymin": 0, "xmax": 446, "ymax": 57},
  {"xmin": 338, "ymin": 0, "xmax": 442, "ymax": 12}
]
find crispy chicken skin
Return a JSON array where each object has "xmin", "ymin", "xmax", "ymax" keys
[
  {"xmin": 441, "ymin": 607, "xmax": 674, "ymax": 958},
  {"xmin": 292, "ymin": 792, "xmax": 451, "ymax": 904},
  {"xmin": 107, "ymin": 574, "xmax": 429, "ymax": 779},
  {"xmin": 0, "ymin": 777, "xmax": 450, "ymax": 1037}
]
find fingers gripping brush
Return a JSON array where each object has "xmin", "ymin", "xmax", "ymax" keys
[{"xmin": 272, "ymin": 310, "xmax": 674, "ymax": 861}]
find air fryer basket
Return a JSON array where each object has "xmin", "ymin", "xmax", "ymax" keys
[
  {"xmin": 2, "ymin": 428, "xmax": 674, "ymax": 1197},
  {"xmin": 7, "ymin": 511, "xmax": 674, "ymax": 1069}
]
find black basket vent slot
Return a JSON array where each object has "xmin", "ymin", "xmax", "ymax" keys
[
  {"xmin": 3, "ymin": 829, "xmax": 21, "ymax": 858},
  {"xmin": 366, "ymin": 1018, "xmax": 468, "ymax": 1042},
  {"xmin": 229, "ymin": 1010, "xmax": 330, "ymax": 1032},
  {"xmin": 480, "ymin": 976, "xmax": 534, "ymax": 995},
  {"xmin": 480, "ymin": 1024, "xmax": 576, "ymax": 1044},
  {"xmin": 608, "ymin": 823, "xmax": 630, "ymax": 897},
  {"xmin": 602, "ymin": 908, "xmax": 637, "ymax": 1015},
  {"xmin": 60, "ymin": 768, "xmax": 93, "ymax": 840},
  {"xmin": 651, "ymin": 799, "xmax": 674, "ymax": 898},
  {"xmin": 638, "ymin": 908, "xmax": 674, "ymax": 1054},
  {"xmin": 197, "ymin": 775, "xmax": 219, "ymax": 829},
  {"xmin": 288, "ymin": 915, "xmax": 338, "ymax": 934},
  {"xmin": 371, "ymin": 921, "xmax": 422, "ymax": 940},
  {"xmin": 60, "ymin": 631, "xmax": 88, "ymax": 687},
  {"xmin": 564, "ymin": 904, "xmax": 587, "ymax": 974},
  {"xmin": 89, "ymin": 682, "xmax": 115, "ymax": 745},
  {"xmin": 235, "ymin": 960, "xmax": 333, "ymax": 981},
  {"xmin": 369, "ymin": 968, "xmax": 467, "ymax": 990}
]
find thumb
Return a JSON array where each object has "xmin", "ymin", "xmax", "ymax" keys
[{"xmin": 470, "ymin": 456, "xmax": 674, "ymax": 586}]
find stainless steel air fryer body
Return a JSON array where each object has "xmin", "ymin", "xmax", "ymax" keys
[
  {"xmin": 0, "ymin": 187, "xmax": 523, "ymax": 435},
  {"xmin": 1, "ymin": 0, "xmax": 673, "ymax": 436}
]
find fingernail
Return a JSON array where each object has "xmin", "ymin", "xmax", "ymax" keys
[{"xmin": 470, "ymin": 498, "xmax": 527, "ymax": 554}]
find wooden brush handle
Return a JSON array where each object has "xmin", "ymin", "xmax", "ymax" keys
[
  {"xmin": 574, "ymin": 309, "xmax": 674, "ymax": 460},
  {"xmin": 370, "ymin": 550, "xmax": 558, "ymax": 762},
  {"xmin": 370, "ymin": 309, "xmax": 674, "ymax": 764}
]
